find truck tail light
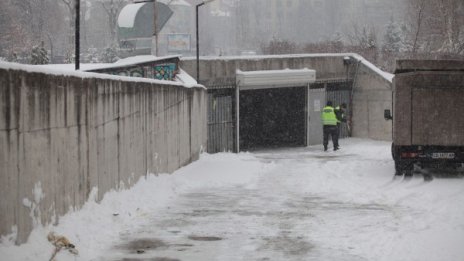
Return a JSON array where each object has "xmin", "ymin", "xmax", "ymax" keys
[{"xmin": 401, "ymin": 152, "xmax": 418, "ymax": 158}]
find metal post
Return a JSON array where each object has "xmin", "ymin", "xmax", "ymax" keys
[
  {"xmin": 153, "ymin": 0, "xmax": 158, "ymax": 56},
  {"xmin": 235, "ymin": 85, "xmax": 240, "ymax": 153},
  {"xmin": 196, "ymin": 0, "xmax": 215, "ymax": 82},
  {"xmin": 75, "ymin": 0, "xmax": 80, "ymax": 70},
  {"xmin": 306, "ymin": 84, "xmax": 310, "ymax": 146},
  {"xmin": 196, "ymin": 3, "xmax": 204, "ymax": 82}
]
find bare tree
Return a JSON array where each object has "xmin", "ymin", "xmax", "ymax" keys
[
  {"xmin": 100, "ymin": 0, "xmax": 127, "ymax": 44},
  {"xmin": 405, "ymin": 0, "xmax": 464, "ymax": 57},
  {"xmin": 409, "ymin": 0, "xmax": 426, "ymax": 55},
  {"xmin": 435, "ymin": 0, "xmax": 464, "ymax": 54},
  {"xmin": 59, "ymin": 0, "xmax": 77, "ymax": 61},
  {"xmin": 0, "ymin": 0, "xmax": 66, "ymax": 62},
  {"xmin": 260, "ymin": 37, "xmax": 298, "ymax": 55}
]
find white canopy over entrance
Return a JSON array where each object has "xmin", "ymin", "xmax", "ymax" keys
[{"xmin": 236, "ymin": 68, "xmax": 316, "ymax": 90}]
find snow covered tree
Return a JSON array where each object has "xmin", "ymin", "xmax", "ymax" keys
[
  {"xmin": 101, "ymin": 44, "xmax": 119, "ymax": 63},
  {"xmin": 331, "ymin": 32, "xmax": 343, "ymax": 45},
  {"xmin": 260, "ymin": 37, "xmax": 297, "ymax": 55},
  {"xmin": 65, "ymin": 52, "xmax": 75, "ymax": 64},
  {"xmin": 30, "ymin": 42, "xmax": 49, "ymax": 65},
  {"xmin": 383, "ymin": 18, "xmax": 403, "ymax": 53},
  {"xmin": 348, "ymin": 24, "xmax": 377, "ymax": 50},
  {"xmin": 83, "ymin": 48, "xmax": 100, "ymax": 63}
]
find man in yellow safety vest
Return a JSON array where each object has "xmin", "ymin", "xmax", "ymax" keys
[{"xmin": 321, "ymin": 101, "xmax": 339, "ymax": 151}]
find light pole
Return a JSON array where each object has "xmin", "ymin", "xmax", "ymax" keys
[
  {"xmin": 75, "ymin": 0, "xmax": 80, "ymax": 70},
  {"xmin": 196, "ymin": 0, "xmax": 215, "ymax": 82}
]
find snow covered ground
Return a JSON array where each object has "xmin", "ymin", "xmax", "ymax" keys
[{"xmin": 2, "ymin": 138, "xmax": 464, "ymax": 261}]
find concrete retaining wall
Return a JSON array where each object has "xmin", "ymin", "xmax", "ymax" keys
[
  {"xmin": 352, "ymin": 61, "xmax": 393, "ymax": 141},
  {"xmin": 180, "ymin": 54, "xmax": 356, "ymax": 86},
  {"xmin": 181, "ymin": 54, "xmax": 392, "ymax": 141},
  {"xmin": 0, "ymin": 67, "xmax": 207, "ymax": 244}
]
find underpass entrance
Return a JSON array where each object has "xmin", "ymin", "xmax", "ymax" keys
[
  {"xmin": 236, "ymin": 69, "xmax": 316, "ymax": 152},
  {"xmin": 206, "ymin": 70, "xmax": 353, "ymax": 153}
]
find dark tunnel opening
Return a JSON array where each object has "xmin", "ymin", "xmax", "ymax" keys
[{"xmin": 239, "ymin": 86, "xmax": 306, "ymax": 151}]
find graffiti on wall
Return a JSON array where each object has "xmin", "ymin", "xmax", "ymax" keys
[
  {"xmin": 154, "ymin": 63, "xmax": 176, "ymax": 80},
  {"xmin": 97, "ymin": 61, "xmax": 178, "ymax": 81},
  {"xmin": 114, "ymin": 66, "xmax": 144, "ymax": 78}
]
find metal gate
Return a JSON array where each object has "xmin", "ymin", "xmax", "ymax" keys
[
  {"xmin": 207, "ymin": 88, "xmax": 235, "ymax": 152},
  {"xmin": 206, "ymin": 81, "xmax": 352, "ymax": 153},
  {"xmin": 307, "ymin": 87, "xmax": 326, "ymax": 145},
  {"xmin": 326, "ymin": 81, "xmax": 352, "ymax": 138}
]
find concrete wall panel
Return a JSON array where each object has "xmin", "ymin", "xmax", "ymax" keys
[
  {"xmin": 0, "ymin": 131, "xmax": 18, "ymax": 237},
  {"xmin": 181, "ymin": 55, "xmax": 354, "ymax": 87},
  {"xmin": 0, "ymin": 67, "xmax": 207, "ymax": 244},
  {"xmin": 351, "ymin": 62, "xmax": 393, "ymax": 140}
]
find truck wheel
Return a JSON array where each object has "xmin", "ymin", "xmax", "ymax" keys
[
  {"xmin": 404, "ymin": 169, "xmax": 413, "ymax": 177},
  {"xmin": 394, "ymin": 160, "xmax": 403, "ymax": 176},
  {"xmin": 404, "ymin": 163, "xmax": 414, "ymax": 177}
]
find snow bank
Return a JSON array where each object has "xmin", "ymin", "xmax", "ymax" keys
[
  {"xmin": 2, "ymin": 139, "xmax": 463, "ymax": 261},
  {"xmin": 0, "ymin": 152, "xmax": 274, "ymax": 261}
]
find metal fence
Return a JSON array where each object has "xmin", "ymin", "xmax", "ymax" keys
[
  {"xmin": 326, "ymin": 81, "xmax": 353, "ymax": 138},
  {"xmin": 207, "ymin": 88, "xmax": 235, "ymax": 152}
]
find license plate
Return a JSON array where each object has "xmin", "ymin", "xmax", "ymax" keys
[{"xmin": 431, "ymin": 153, "xmax": 455, "ymax": 159}]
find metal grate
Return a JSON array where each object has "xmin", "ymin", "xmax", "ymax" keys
[{"xmin": 207, "ymin": 88, "xmax": 235, "ymax": 153}]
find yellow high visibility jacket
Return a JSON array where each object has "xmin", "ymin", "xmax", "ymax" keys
[{"xmin": 321, "ymin": 106, "xmax": 337, "ymax": 126}]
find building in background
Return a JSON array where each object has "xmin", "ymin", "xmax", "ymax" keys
[
  {"xmin": 158, "ymin": 0, "xmax": 194, "ymax": 56},
  {"xmin": 117, "ymin": 0, "xmax": 194, "ymax": 57}
]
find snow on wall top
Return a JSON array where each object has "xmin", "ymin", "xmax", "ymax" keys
[
  {"xmin": 95, "ymin": 55, "xmax": 181, "ymax": 71},
  {"xmin": 35, "ymin": 55, "xmax": 181, "ymax": 72},
  {"xmin": 30, "ymin": 55, "xmax": 180, "ymax": 72},
  {"xmin": 350, "ymin": 54, "xmax": 394, "ymax": 83},
  {"xmin": 0, "ymin": 61, "xmax": 203, "ymax": 89},
  {"xmin": 176, "ymin": 68, "xmax": 198, "ymax": 88},
  {"xmin": 118, "ymin": 2, "xmax": 145, "ymax": 28}
]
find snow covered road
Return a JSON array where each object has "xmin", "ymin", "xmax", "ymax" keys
[{"xmin": 2, "ymin": 139, "xmax": 464, "ymax": 261}]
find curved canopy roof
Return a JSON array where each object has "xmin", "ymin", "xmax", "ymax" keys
[
  {"xmin": 118, "ymin": 3, "xmax": 146, "ymax": 28},
  {"xmin": 117, "ymin": 2, "xmax": 173, "ymax": 35}
]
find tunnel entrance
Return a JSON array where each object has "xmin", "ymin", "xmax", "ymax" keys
[
  {"xmin": 239, "ymin": 87, "xmax": 306, "ymax": 151},
  {"xmin": 235, "ymin": 68, "xmax": 316, "ymax": 152}
]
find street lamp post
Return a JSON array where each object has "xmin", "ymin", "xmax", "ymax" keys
[
  {"xmin": 196, "ymin": 0, "xmax": 215, "ymax": 82},
  {"xmin": 75, "ymin": 0, "xmax": 80, "ymax": 70}
]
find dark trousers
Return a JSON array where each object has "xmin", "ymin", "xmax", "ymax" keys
[{"xmin": 323, "ymin": 125, "xmax": 339, "ymax": 149}]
